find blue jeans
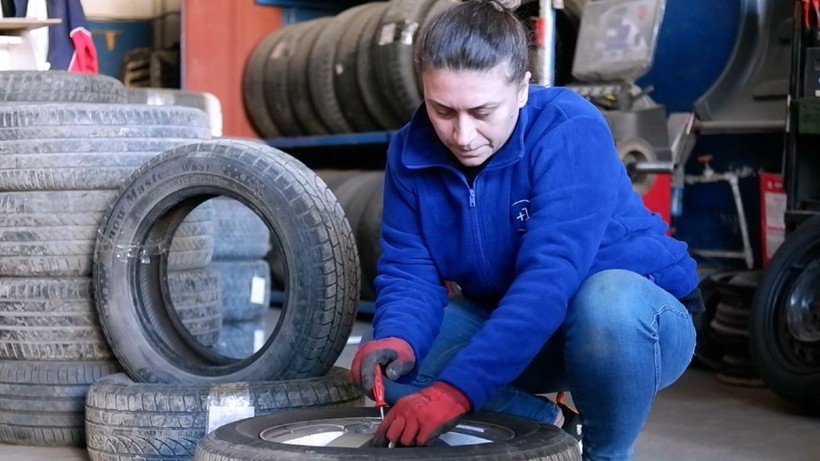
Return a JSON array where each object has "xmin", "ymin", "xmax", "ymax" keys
[{"xmin": 374, "ymin": 269, "xmax": 696, "ymax": 461}]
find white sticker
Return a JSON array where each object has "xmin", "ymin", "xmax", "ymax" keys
[
  {"xmin": 378, "ymin": 23, "xmax": 396, "ymax": 46},
  {"xmin": 253, "ymin": 328, "xmax": 266, "ymax": 352},
  {"xmin": 250, "ymin": 276, "xmax": 267, "ymax": 305},
  {"xmin": 207, "ymin": 405, "xmax": 255, "ymax": 434}
]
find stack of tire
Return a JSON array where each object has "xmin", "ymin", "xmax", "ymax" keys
[
  {"xmin": 243, "ymin": 0, "xmax": 457, "ymax": 137},
  {"xmin": 208, "ymin": 197, "xmax": 272, "ymax": 359},
  {"xmin": 0, "ymin": 70, "xmax": 216, "ymax": 447},
  {"xmin": 315, "ymin": 170, "xmax": 384, "ymax": 303},
  {"xmin": 695, "ymin": 269, "xmax": 765, "ymax": 387},
  {"xmin": 84, "ymin": 139, "xmax": 363, "ymax": 461}
]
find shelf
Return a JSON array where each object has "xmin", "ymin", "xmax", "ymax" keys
[{"xmin": 265, "ymin": 131, "xmax": 395, "ymax": 149}]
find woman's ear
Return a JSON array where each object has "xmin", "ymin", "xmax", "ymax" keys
[{"xmin": 518, "ymin": 71, "xmax": 531, "ymax": 107}]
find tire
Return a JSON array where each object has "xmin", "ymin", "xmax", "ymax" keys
[
  {"xmin": 94, "ymin": 139, "xmax": 359, "ymax": 383},
  {"xmin": 287, "ymin": 18, "xmax": 333, "ymax": 135},
  {"xmin": 357, "ymin": 174, "xmax": 384, "ymax": 301},
  {"xmin": 214, "ymin": 318, "xmax": 267, "ymax": 359},
  {"xmin": 0, "ymin": 70, "xmax": 126, "ymax": 103},
  {"xmin": 193, "ymin": 407, "xmax": 581, "ymax": 461},
  {"xmin": 263, "ymin": 22, "xmax": 314, "ymax": 137},
  {"xmin": 372, "ymin": 0, "xmax": 440, "ymax": 123},
  {"xmin": 356, "ymin": 2, "xmax": 404, "ymax": 130},
  {"xmin": 750, "ymin": 215, "xmax": 820, "ymax": 412},
  {"xmin": 126, "ymin": 87, "xmax": 223, "ymax": 137},
  {"xmin": 308, "ymin": 4, "xmax": 372, "ymax": 134},
  {"xmin": 85, "ymin": 368, "xmax": 362, "ymax": 461},
  {"xmin": 0, "ymin": 103, "xmax": 211, "ymax": 141},
  {"xmin": 210, "ymin": 197, "xmax": 271, "ymax": 260},
  {"xmin": 0, "ymin": 359, "xmax": 120, "ymax": 447},
  {"xmin": 211, "ymin": 260, "xmax": 271, "ymax": 322},
  {"xmin": 168, "ymin": 268, "xmax": 223, "ymax": 347},
  {"xmin": 333, "ymin": 3, "xmax": 385, "ymax": 132},
  {"xmin": 243, "ymin": 30, "xmax": 285, "ymax": 138}
]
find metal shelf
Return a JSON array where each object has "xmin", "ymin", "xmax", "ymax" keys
[{"xmin": 265, "ymin": 131, "xmax": 395, "ymax": 149}]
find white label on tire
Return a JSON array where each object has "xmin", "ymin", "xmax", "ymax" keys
[
  {"xmin": 207, "ymin": 383, "xmax": 255, "ymax": 434},
  {"xmin": 250, "ymin": 276, "xmax": 267, "ymax": 304},
  {"xmin": 254, "ymin": 328, "xmax": 266, "ymax": 353},
  {"xmin": 378, "ymin": 23, "xmax": 396, "ymax": 46}
]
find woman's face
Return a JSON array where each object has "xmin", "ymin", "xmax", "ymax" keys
[{"xmin": 421, "ymin": 63, "xmax": 530, "ymax": 167}]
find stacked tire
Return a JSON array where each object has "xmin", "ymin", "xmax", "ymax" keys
[
  {"xmin": 243, "ymin": 0, "xmax": 456, "ymax": 137},
  {"xmin": 0, "ymin": 71, "xmax": 214, "ymax": 447},
  {"xmin": 208, "ymin": 197, "xmax": 272, "ymax": 359},
  {"xmin": 86, "ymin": 140, "xmax": 363, "ymax": 460}
]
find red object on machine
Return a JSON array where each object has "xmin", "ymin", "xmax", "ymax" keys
[{"xmin": 642, "ymin": 173, "xmax": 672, "ymax": 226}]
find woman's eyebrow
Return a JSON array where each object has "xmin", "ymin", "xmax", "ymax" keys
[{"xmin": 427, "ymin": 100, "xmax": 500, "ymax": 111}]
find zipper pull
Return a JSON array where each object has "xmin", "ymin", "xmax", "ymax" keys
[{"xmin": 469, "ymin": 189, "xmax": 476, "ymax": 207}]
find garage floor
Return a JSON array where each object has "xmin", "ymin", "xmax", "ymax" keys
[{"xmin": 2, "ymin": 317, "xmax": 819, "ymax": 461}]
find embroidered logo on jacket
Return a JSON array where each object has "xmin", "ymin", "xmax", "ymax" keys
[{"xmin": 511, "ymin": 199, "xmax": 531, "ymax": 232}]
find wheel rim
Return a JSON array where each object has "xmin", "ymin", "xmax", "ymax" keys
[
  {"xmin": 258, "ymin": 416, "xmax": 516, "ymax": 448},
  {"xmin": 768, "ymin": 237, "xmax": 820, "ymax": 371}
]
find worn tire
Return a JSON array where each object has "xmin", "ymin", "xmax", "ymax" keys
[
  {"xmin": 356, "ymin": 2, "xmax": 404, "ymax": 130},
  {"xmin": 287, "ymin": 18, "xmax": 333, "ymax": 135},
  {"xmin": 193, "ymin": 407, "xmax": 581, "ymax": 461},
  {"xmin": 372, "ymin": 0, "xmax": 439, "ymax": 122},
  {"xmin": 0, "ymin": 360, "xmax": 120, "ymax": 446},
  {"xmin": 263, "ymin": 22, "xmax": 314, "ymax": 137},
  {"xmin": 333, "ymin": 3, "xmax": 385, "ymax": 132},
  {"xmin": 243, "ymin": 30, "xmax": 285, "ymax": 138},
  {"xmin": 211, "ymin": 260, "xmax": 271, "ymax": 322},
  {"xmin": 0, "ymin": 70, "xmax": 126, "ymax": 103},
  {"xmin": 210, "ymin": 197, "xmax": 270, "ymax": 260},
  {"xmin": 94, "ymin": 139, "xmax": 359, "ymax": 383},
  {"xmin": 85, "ymin": 368, "xmax": 362, "ymax": 461}
]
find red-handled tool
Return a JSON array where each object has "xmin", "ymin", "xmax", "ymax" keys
[{"xmin": 373, "ymin": 364, "xmax": 387, "ymax": 419}]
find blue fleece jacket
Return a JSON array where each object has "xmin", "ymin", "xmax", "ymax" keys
[{"xmin": 372, "ymin": 85, "xmax": 699, "ymax": 411}]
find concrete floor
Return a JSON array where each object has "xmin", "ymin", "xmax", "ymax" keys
[{"xmin": 2, "ymin": 317, "xmax": 819, "ymax": 461}]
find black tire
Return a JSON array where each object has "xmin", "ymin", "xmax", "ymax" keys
[
  {"xmin": 93, "ymin": 140, "xmax": 359, "ymax": 383},
  {"xmin": 332, "ymin": 172, "xmax": 384, "ymax": 301},
  {"xmin": 357, "ymin": 174, "xmax": 384, "ymax": 301},
  {"xmin": 0, "ymin": 70, "xmax": 126, "ymax": 103},
  {"xmin": 243, "ymin": 30, "xmax": 285, "ymax": 138},
  {"xmin": 356, "ymin": 2, "xmax": 404, "ymax": 130},
  {"xmin": 333, "ymin": 3, "xmax": 385, "ymax": 132},
  {"xmin": 750, "ymin": 215, "xmax": 820, "ymax": 412},
  {"xmin": 168, "ymin": 268, "xmax": 223, "ymax": 347},
  {"xmin": 211, "ymin": 260, "xmax": 271, "ymax": 322},
  {"xmin": 193, "ymin": 407, "xmax": 580, "ymax": 461},
  {"xmin": 263, "ymin": 22, "xmax": 314, "ymax": 137},
  {"xmin": 0, "ymin": 359, "xmax": 120, "ymax": 447},
  {"xmin": 210, "ymin": 197, "xmax": 271, "ymax": 260},
  {"xmin": 288, "ymin": 18, "xmax": 333, "ymax": 135},
  {"xmin": 85, "ymin": 368, "xmax": 363, "ymax": 461},
  {"xmin": 372, "ymin": 0, "xmax": 439, "ymax": 123},
  {"xmin": 214, "ymin": 318, "xmax": 267, "ymax": 359},
  {"xmin": 308, "ymin": 5, "xmax": 367, "ymax": 134}
]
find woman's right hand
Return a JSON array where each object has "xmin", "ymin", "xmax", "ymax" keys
[{"xmin": 349, "ymin": 337, "xmax": 416, "ymax": 397}]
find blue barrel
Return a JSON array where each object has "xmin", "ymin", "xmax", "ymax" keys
[{"xmin": 637, "ymin": 0, "xmax": 741, "ymax": 112}]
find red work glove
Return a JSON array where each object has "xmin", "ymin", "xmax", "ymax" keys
[
  {"xmin": 349, "ymin": 337, "xmax": 415, "ymax": 397},
  {"xmin": 373, "ymin": 381, "xmax": 471, "ymax": 447}
]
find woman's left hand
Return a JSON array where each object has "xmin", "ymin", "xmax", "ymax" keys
[{"xmin": 372, "ymin": 381, "xmax": 471, "ymax": 447}]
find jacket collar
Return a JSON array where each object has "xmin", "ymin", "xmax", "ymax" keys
[{"xmin": 401, "ymin": 101, "xmax": 530, "ymax": 170}]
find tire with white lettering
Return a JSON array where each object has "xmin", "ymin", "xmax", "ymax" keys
[
  {"xmin": 85, "ymin": 367, "xmax": 362, "ymax": 461},
  {"xmin": 0, "ymin": 70, "xmax": 126, "ymax": 103},
  {"xmin": 193, "ymin": 408, "xmax": 581, "ymax": 461},
  {"xmin": 94, "ymin": 139, "xmax": 359, "ymax": 383}
]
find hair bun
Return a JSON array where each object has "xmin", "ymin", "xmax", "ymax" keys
[{"xmin": 492, "ymin": 0, "xmax": 522, "ymax": 10}]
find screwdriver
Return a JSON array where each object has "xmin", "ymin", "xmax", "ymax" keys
[{"xmin": 373, "ymin": 363, "xmax": 387, "ymax": 419}]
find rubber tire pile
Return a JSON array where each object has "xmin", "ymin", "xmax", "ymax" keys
[
  {"xmin": 243, "ymin": 0, "xmax": 456, "ymax": 137},
  {"xmin": 0, "ymin": 70, "xmax": 362, "ymax": 458}
]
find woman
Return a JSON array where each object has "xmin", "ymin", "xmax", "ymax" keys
[{"xmin": 349, "ymin": 1, "xmax": 701, "ymax": 459}]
